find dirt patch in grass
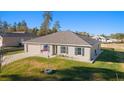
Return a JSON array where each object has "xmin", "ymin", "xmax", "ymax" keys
[
  {"xmin": 101, "ymin": 43, "xmax": 124, "ymax": 51},
  {"xmin": 120, "ymin": 64, "xmax": 124, "ymax": 69},
  {"xmin": 29, "ymin": 61, "xmax": 43, "ymax": 68},
  {"xmin": 107, "ymin": 62, "xmax": 113, "ymax": 64},
  {"xmin": 92, "ymin": 73, "xmax": 105, "ymax": 80}
]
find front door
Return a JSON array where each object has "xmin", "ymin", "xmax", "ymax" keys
[{"xmin": 52, "ymin": 45, "xmax": 57, "ymax": 55}]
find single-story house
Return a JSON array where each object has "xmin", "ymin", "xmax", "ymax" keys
[
  {"xmin": 0, "ymin": 32, "xmax": 36, "ymax": 47},
  {"xmin": 24, "ymin": 31, "xmax": 101, "ymax": 63},
  {"xmin": 92, "ymin": 35, "xmax": 108, "ymax": 43},
  {"xmin": 106, "ymin": 38, "xmax": 121, "ymax": 43},
  {"xmin": 92, "ymin": 35, "xmax": 122, "ymax": 43}
]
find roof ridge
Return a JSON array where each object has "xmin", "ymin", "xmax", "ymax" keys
[{"xmin": 71, "ymin": 32, "xmax": 91, "ymax": 45}]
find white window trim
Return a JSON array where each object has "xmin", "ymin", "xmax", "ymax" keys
[
  {"xmin": 75, "ymin": 47, "xmax": 84, "ymax": 56},
  {"xmin": 60, "ymin": 46, "xmax": 68, "ymax": 54}
]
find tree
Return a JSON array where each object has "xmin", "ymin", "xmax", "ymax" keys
[
  {"xmin": 7, "ymin": 24, "xmax": 13, "ymax": 32},
  {"xmin": 7, "ymin": 23, "xmax": 17, "ymax": 32},
  {"xmin": 110, "ymin": 33, "xmax": 124, "ymax": 42},
  {"xmin": 37, "ymin": 27, "xmax": 46, "ymax": 36},
  {"xmin": 16, "ymin": 20, "xmax": 28, "ymax": 32},
  {"xmin": 31, "ymin": 27, "xmax": 38, "ymax": 35},
  {"xmin": 12, "ymin": 22, "xmax": 17, "ymax": 32},
  {"xmin": 39, "ymin": 11, "xmax": 52, "ymax": 36},
  {"xmin": 21, "ymin": 20, "xmax": 28, "ymax": 32},
  {"xmin": 16, "ymin": 22, "xmax": 21, "ymax": 31},
  {"xmin": 0, "ymin": 20, "xmax": 3, "ymax": 33},
  {"xmin": 100, "ymin": 34, "xmax": 107, "ymax": 37},
  {"xmin": 3, "ymin": 21, "xmax": 9, "ymax": 32},
  {"xmin": 52, "ymin": 21, "xmax": 60, "ymax": 33},
  {"xmin": 77, "ymin": 32, "xmax": 90, "ymax": 36}
]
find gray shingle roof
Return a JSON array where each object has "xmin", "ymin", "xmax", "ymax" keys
[{"xmin": 24, "ymin": 31, "xmax": 99, "ymax": 46}]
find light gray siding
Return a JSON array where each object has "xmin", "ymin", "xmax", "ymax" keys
[
  {"xmin": 56, "ymin": 45, "xmax": 91, "ymax": 62},
  {"xmin": 27, "ymin": 44, "xmax": 41, "ymax": 54},
  {"xmin": 90, "ymin": 43, "xmax": 101, "ymax": 60},
  {"xmin": 25, "ymin": 44, "xmax": 53, "ymax": 57},
  {"xmin": 25, "ymin": 43, "xmax": 101, "ymax": 63}
]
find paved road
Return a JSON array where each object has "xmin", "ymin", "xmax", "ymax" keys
[{"xmin": 2, "ymin": 53, "xmax": 36, "ymax": 66}]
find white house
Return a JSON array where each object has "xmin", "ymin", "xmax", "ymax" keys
[
  {"xmin": 106, "ymin": 38, "xmax": 121, "ymax": 43},
  {"xmin": 92, "ymin": 35, "xmax": 108, "ymax": 43},
  {"xmin": 24, "ymin": 31, "xmax": 101, "ymax": 63}
]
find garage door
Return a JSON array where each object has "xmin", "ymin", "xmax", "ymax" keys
[{"xmin": 28, "ymin": 44, "xmax": 41, "ymax": 54}]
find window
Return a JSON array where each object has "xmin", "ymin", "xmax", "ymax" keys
[
  {"xmin": 75, "ymin": 47, "xmax": 81, "ymax": 55},
  {"xmin": 43, "ymin": 44, "xmax": 49, "ymax": 51},
  {"xmin": 75, "ymin": 47, "xmax": 84, "ymax": 56},
  {"xmin": 60, "ymin": 46, "xmax": 68, "ymax": 54}
]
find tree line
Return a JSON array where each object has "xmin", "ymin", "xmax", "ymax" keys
[
  {"xmin": 0, "ymin": 20, "xmax": 28, "ymax": 32},
  {"xmin": 0, "ymin": 11, "xmax": 61, "ymax": 36},
  {"xmin": 110, "ymin": 33, "xmax": 124, "ymax": 42}
]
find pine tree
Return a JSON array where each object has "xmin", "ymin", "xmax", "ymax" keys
[
  {"xmin": 52, "ymin": 21, "xmax": 60, "ymax": 33},
  {"xmin": 39, "ymin": 11, "xmax": 52, "ymax": 36},
  {"xmin": 16, "ymin": 22, "xmax": 21, "ymax": 31},
  {"xmin": 13, "ymin": 22, "xmax": 17, "ymax": 32},
  {"xmin": 21, "ymin": 20, "xmax": 28, "ymax": 32},
  {"xmin": 16, "ymin": 21, "xmax": 28, "ymax": 32},
  {"xmin": 31, "ymin": 27, "xmax": 38, "ymax": 35},
  {"xmin": 0, "ymin": 20, "xmax": 3, "ymax": 33},
  {"xmin": 3, "ymin": 21, "xmax": 9, "ymax": 32}
]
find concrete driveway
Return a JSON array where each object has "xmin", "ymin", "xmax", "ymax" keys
[{"xmin": 2, "ymin": 53, "xmax": 36, "ymax": 66}]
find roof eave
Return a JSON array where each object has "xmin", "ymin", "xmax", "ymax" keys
[{"xmin": 23, "ymin": 41, "xmax": 92, "ymax": 47}]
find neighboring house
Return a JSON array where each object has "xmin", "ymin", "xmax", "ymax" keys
[
  {"xmin": 92, "ymin": 35, "xmax": 122, "ymax": 43},
  {"xmin": 0, "ymin": 32, "xmax": 36, "ymax": 47},
  {"xmin": 107, "ymin": 38, "xmax": 121, "ymax": 43},
  {"xmin": 92, "ymin": 35, "xmax": 108, "ymax": 43},
  {"xmin": 24, "ymin": 31, "xmax": 101, "ymax": 63}
]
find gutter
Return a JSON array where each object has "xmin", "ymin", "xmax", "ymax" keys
[{"xmin": 23, "ymin": 41, "xmax": 93, "ymax": 47}]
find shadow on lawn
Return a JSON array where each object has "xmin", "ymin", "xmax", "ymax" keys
[
  {"xmin": 56, "ymin": 67, "xmax": 124, "ymax": 81},
  {"xmin": 0, "ymin": 66, "xmax": 124, "ymax": 81},
  {"xmin": 96, "ymin": 48, "xmax": 124, "ymax": 63}
]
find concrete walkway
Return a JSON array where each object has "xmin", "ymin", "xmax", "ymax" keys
[{"xmin": 2, "ymin": 53, "xmax": 36, "ymax": 66}]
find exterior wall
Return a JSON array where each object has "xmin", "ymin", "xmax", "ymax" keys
[
  {"xmin": 40, "ymin": 45, "xmax": 53, "ymax": 57},
  {"xmin": 2, "ymin": 36, "xmax": 34, "ymax": 47},
  {"xmin": 57, "ymin": 45, "xmax": 91, "ymax": 62},
  {"xmin": 27, "ymin": 44, "xmax": 41, "ymax": 54},
  {"xmin": 25, "ymin": 43, "xmax": 53, "ymax": 57},
  {"xmin": 90, "ymin": 43, "xmax": 101, "ymax": 60},
  {"xmin": 25, "ymin": 43, "xmax": 101, "ymax": 62}
]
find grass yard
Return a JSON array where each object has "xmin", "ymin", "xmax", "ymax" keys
[
  {"xmin": 5, "ymin": 50, "xmax": 24, "ymax": 56},
  {"xmin": 2, "ymin": 46, "xmax": 24, "ymax": 56},
  {"xmin": 101, "ymin": 43, "xmax": 124, "ymax": 52},
  {"xmin": 0, "ymin": 48, "xmax": 124, "ymax": 81}
]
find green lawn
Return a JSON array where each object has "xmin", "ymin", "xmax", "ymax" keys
[
  {"xmin": 5, "ymin": 50, "xmax": 24, "ymax": 56},
  {"xmin": 2, "ymin": 46, "xmax": 24, "ymax": 56},
  {"xmin": 0, "ymin": 48, "xmax": 124, "ymax": 81}
]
